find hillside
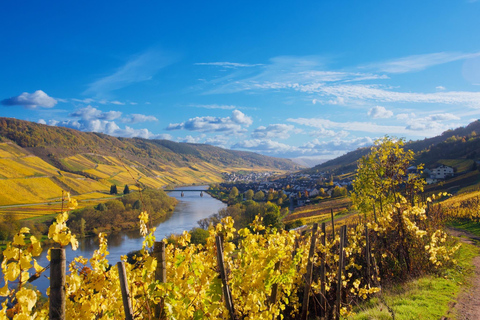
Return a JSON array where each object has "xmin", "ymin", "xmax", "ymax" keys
[
  {"xmin": 307, "ymin": 120, "xmax": 480, "ymax": 176},
  {"xmin": 0, "ymin": 117, "xmax": 301, "ymax": 207}
]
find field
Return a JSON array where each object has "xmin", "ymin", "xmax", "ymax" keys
[{"xmin": 284, "ymin": 196, "xmax": 352, "ymax": 224}]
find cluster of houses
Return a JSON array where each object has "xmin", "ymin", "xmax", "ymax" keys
[
  {"xmin": 408, "ymin": 165, "xmax": 455, "ymax": 184},
  {"xmin": 220, "ymin": 171, "xmax": 352, "ymax": 206},
  {"xmin": 221, "ymin": 171, "xmax": 276, "ymax": 183}
]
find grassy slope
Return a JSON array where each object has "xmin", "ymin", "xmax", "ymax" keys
[
  {"xmin": 351, "ymin": 190, "xmax": 480, "ymax": 319},
  {"xmin": 349, "ymin": 242, "xmax": 478, "ymax": 320}
]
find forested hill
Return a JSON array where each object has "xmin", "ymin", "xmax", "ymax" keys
[
  {"xmin": 305, "ymin": 120, "xmax": 480, "ymax": 175},
  {"xmin": 0, "ymin": 117, "xmax": 300, "ymax": 205}
]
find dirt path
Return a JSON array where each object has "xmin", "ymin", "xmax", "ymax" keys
[{"xmin": 446, "ymin": 227, "xmax": 480, "ymax": 320}]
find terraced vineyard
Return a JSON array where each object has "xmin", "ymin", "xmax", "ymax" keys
[
  {"xmin": 0, "ymin": 118, "xmax": 300, "ymax": 219},
  {"xmin": 284, "ymin": 196, "xmax": 352, "ymax": 224}
]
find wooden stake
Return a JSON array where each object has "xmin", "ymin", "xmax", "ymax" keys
[
  {"xmin": 117, "ymin": 262, "xmax": 134, "ymax": 320},
  {"xmin": 331, "ymin": 208, "xmax": 335, "ymax": 240},
  {"xmin": 365, "ymin": 225, "xmax": 371, "ymax": 287},
  {"xmin": 269, "ymin": 261, "xmax": 282, "ymax": 305},
  {"xmin": 301, "ymin": 223, "xmax": 319, "ymax": 320},
  {"xmin": 320, "ymin": 222, "xmax": 326, "ymax": 319},
  {"xmin": 50, "ymin": 248, "xmax": 66, "ymax": 320},
  {"xmin": 336, "ymin": 225, "xmax": 347, "ymax": 320},
  {"xmin": 154, "ymin": 241, "xmax": 167, "ymax": 318},
  {"xmin": 215, "ymin": 235, "xmax": 237, "ymax": 320}
]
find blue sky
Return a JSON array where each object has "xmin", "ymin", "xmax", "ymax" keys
[{"xmin": 1, "ymin": 1, "xmax": 480, "ymax": 162}]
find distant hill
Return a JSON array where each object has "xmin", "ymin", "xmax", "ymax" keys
[
  {"xmin": 305, "ymin": 120, "xmax": 480, "ymax": 176},
  {"xmin": 0, "ymin": 117, "xmax": 301, "ymax": 206},
  {"xmin": 291, "ymin": 157, "xmax": 329, "ymax": 168}
]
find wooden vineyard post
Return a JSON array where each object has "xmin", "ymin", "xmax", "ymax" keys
[
  {"xmin": 331, "ymin": 208, "xmax": 335, "ymax": 240},
  {"xmin": 215, "ymin": 235, "xmax": 237, "ymax": 320},
  {"xmin": 365, "ymin": 225, "xmax": 371, "ymax": 286},
  {"xmin": 154, "ymin": 241, "xmax": 167, "ymax": 318},
  {"xmin": 301, "ymin": 223, "xmax": 319, "ymax": 320},
  {"xmin": 117, "ymin": 262, "xmax": 134, "ymax": 320},
  {"xmin": 335, "ymin": 225, "xmax": 347, "ymax": 320},
  {"xmin": 50, "ymin": 248, "xmax": 66, "ymax": 320},
  {"xmin": 320, "ymin": 222, "xmax": 327, "ymax": 319},
  {"xmin": 269, "ymin": 261, "xmax": 282, "ymax": 305}
]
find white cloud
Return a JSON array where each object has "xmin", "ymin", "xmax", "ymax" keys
[
  {"xmin": 111, "ymin": 100, "xmax": 125, "ymax": 105},
  {"xmin": 231, "ymin": 110, "xmax": 253, "ymax": 125},
  {"xmin": 310, "ymin": 128, "xmax": 348, "ymax": 138},
  {"xmin": 167, "ymin": 110, "xmax": 252, "ymax": 134},
  {"xmin": 179, "ymin": 135, "xmax": 206, "ymax": 143},
  {"xmin": 54, "ymin": 119, "xmax": 162, "ymax": 139},
  {"xmin": 84, "ymin": 49, "xmax": 174, "ymax": 97},
  {"xmin": 252, "ymin": 124, "xmax": 295, "ymax": 139},
  {"xmin": 38, "ymin": 119, "xmax": 47, "ymax": 124},
  {"xmin": 122, "ymin": 114, "xmax": 158, "ymax": 124},
  {"xmin": 1, "ymin": 90, "xmax": 57, "ymax": 108},
  {"xmin": 205, "ymin": 135, "xmax": 231, "ymax": 148},
  {"xmin": 70, "ymin": 106, "xmax": 122, "ymax": 121},
  {"xmin": 300, "ymin": 137, "xmax": 374, "ymax": 155},
  {"xmin": 436, "ymin": 86, "xmax": 446, "ymax": 91},
  {"xmin": 155, "ymin": 134, "xmax": 173, "ymax": 140},
  {"xmin": 363, "ymin": 51, "xmax": 480, "ymax": 73},
  {"xmin": 233, "ymin": 139, "xmax": 299, "ymax": 154},
  {"xmin": 368, "ymin": 106, "xmax": 393, "ymax": 119}
]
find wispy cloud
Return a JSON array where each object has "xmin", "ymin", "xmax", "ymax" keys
[
  {"xmin": 84, "ymin": 49, "xmax": 174, "ymax": 97},
  {"xmin": 362, "ymin": 51, "xmax": 480, "ymax": 73},
  {"xmin": 203, "ymin": 56, "xmax": 386, "ymax": 94},
  {"xmin": 298, "ymin": 84, "xmax": 480, "ymax": 107},
  {"xmin": 1, "ymin": 90, "xmax": 57, "ymax": 109},
  {"xmin": 122, "ymin": 114, "xmax": 158, "ymax": 124},
  {"xmin": 195, "ymin": 62, "xmax": 263, "ymax": 68},
  {"xmin": 288, "ymin": 117, "xmax": 412, "ymax": 134},
  {"xmin": 189, "ymin": 104, "xmax": 237, "ymax": 110}
]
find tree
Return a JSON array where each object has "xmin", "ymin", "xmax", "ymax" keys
[
  {"xmin": 267, "ymin": 192, "xmax": 274, "ymax": 201},
  {"xmin": 352, "ymin": 136, "xmax": 424, "ymax": 220},
  {"xmin": 96, "ymin": 203, "xmax": 107, "ymax": 211},
  {"xmin": 332, "ymin": 186, "xmax": 347, "ymax": 198},
  {"xmin": 245, "ymin": 189, "xmax": 254, "ymax": 201},
  {"xmin": 123, "ymin": 184, "xmax": 130, "ymax": 194},
  {"xmin": 189, "ymin": 227, "xmax": 210, "ymax": 245},
  {"xmin": 319, "ymin": 188, "xmax": 328, "ymax": 197},
  {"xmin": 132, "ymin": 199, "xmax": 141, "ymax": 210},
  {"xmin": 254, "ymin": 190, "xmax": 265, "ymax": 201},
  {"xmin": 229, "ymin": 187, "xmax": 239, "ymax": 200},
  {"xmin": 110, "ymin": 185, "xmax": 118, "ymax": 195}
]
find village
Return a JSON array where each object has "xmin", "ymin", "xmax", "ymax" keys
[{"xmin": 219, "ymin": 164, "xmax": 456, "ymax": 207}]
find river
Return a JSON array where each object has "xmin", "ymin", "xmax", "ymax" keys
[{"xmin": 3, "ymin": 185, "xmax": 226, "ymax": 295}]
